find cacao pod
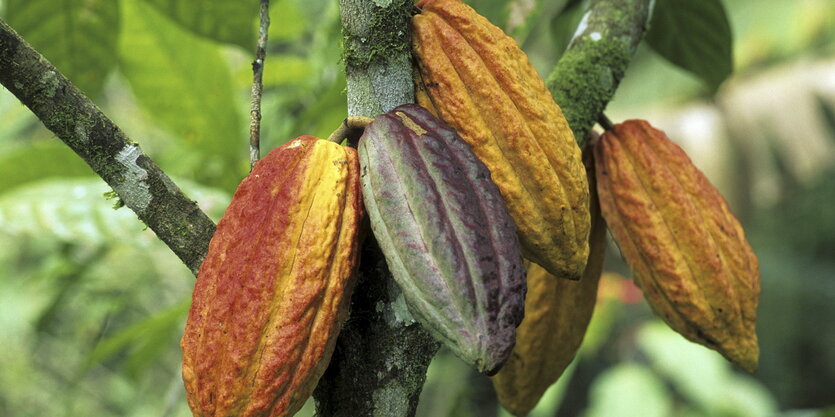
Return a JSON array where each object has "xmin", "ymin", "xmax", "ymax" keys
[
  {"xmin": 181, "ymin": 136, "xmax": 364, "ymax": 417},
  {"xmin": 358, "ymin": 103, "xmax": 526, "ymax": 375},
  {"xmin": 595, "ymin": 120, "xmax": 760, "ymax": 372},
  {"xmin": 412, "ymin": 0, "xmax": 590, "ymax": 280},
  {"xmin": 491, "ymin": 146, "xmax": 607, "ymax": 416}
]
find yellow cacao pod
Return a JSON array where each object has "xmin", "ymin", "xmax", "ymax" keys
[
  {"xmin": 491, "ymin": 147, "xmax": 606, "ymax": 416},
  {"xmin": 412, "ymin": 0, "xmax": 590, "ymax": 280},
  {"xmin": 181, "ymin": 136, "xmax": 364, "ymax": 417},
  {"xmin": 595, "ymin": 120, "xmax": 760, "ymax": 372}
]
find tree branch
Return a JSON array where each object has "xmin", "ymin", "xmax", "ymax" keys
[
  {"xmin": 547, "ymin": 0, "xmax": 651, "ymax": 146},
  {"xmin": 0, "ymin": 19, "xmax": 215, "ymax": 275},
  {"xmin": 312, "ymin": 1, "xmax": 441, "ymax": 417},
  {"xmin": 249, "ymin": 0, "xmax": 270, "ymax": 170}
]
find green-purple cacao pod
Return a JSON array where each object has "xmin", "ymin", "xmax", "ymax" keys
[{"xmin": 358, "ymin": 103, "xmax": 526, "ymax": 375}]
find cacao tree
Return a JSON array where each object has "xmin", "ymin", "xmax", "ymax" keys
[{"xmin": 2, "ymin": 0, "xmax": 783, "ymax": 416}]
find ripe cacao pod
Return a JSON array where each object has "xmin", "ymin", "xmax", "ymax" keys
[
  {"xmin": 181, "ymin": 136, "xmax": 364, "ymax": 417},
  {"xmin": 595, "ymin": 120, "xmax": 760, "ymax": 372},
  {"xmin": 491, "ymin": 147, "xmax": 607, "ymax": 416},
  {"xmin": 412, "ymin": 0, "xmax": 590, "ymax": 280},
  {"xmin": 358, "ymin": 103, "xmax": 526, "ymax": 375}
]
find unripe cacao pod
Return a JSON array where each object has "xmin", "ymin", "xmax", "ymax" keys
[
  {"xmin": 491, "ymin": 147, "xmax": 606, "ymax": 416},
  {"xmin": 181, "ymin": 136, "xmax": 364, "ymax": 417},
  {"xmin": 412, "ymin": 0, "xmax": 590, "ymax": 280},
  {"xmin": 595, "ymin": 120, "xmax": 760, "ymax": 372},
  {"xmin": 358, "ymin": 103, "xmax": 526, "ymax": 375}
]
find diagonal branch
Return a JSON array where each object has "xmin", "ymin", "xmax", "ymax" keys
[
  {"xmin": 547, "ymin": 0, "xmax": 651, "ymax": 146},
  {"xmin": 0, "ymin": 19, "xmax": 216, "ymax": 275}
]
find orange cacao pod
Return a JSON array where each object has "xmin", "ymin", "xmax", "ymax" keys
[
  {"xmin": 491, "ymin": 148, "xmax": 606, "ymax": 416},
  {"xmin": 595, "ymin": 120, "xmax": 760, "ymax": 372},
  {"xmin": 412, "ymin": 0, "xmax": 590, "ymax": 280},
  {"xmin": 181, "ymin": 136, "xmax": 364, "ymax": 417}
]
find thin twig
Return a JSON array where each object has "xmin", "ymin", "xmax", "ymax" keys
[{"xmin": 249, "ymin": 0, "xmax": 271, "ymax": 170}]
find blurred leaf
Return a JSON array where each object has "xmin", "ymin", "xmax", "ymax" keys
[
  {"xmin": 505, "ymin": 0, "xmax": 544, "ymax": 43},
  {"xmin": 0, "ymin": 178, "xmax": 229, "ymax": 245},
  {"xmin": 582, "ymin": 363, "xmax": 671, "ymax": 417},
  {"xmin": 465, "ymin": 0, "xmax": 511, "ymax": 29},
  {"xmin": 118, "ymin": 0, "xmax": 244, "ymax": 180},
  {"xmin": 138, "ymin": 0, "xmax": 256, "ymax": 49},
  {"xmin": 4, "ymin": 0, "xmax": 120, "ymax": 97},
  {"xmin": 269, "ymin": 0, "xmax": 305, "ymax": 42},
  {"xmin": 715, "ymin": 377, "xmax": 779, "ymax": 417},
  {"xmin": 85, "ymin": 299, "xmax": 190, "ymax": 378},
  {"xmin": 0, "ymin": 141, "xmax": 95, "ymax": 195},
  {"xmin": 0, "ymin": 89, "xmax": 36, "ymax": 142},
  {"xmin": 645, "ymin": 0, "xmax": 733, "ymax": 92},
  {"xmin": 637, "ymin": 321, "xmax": 777, "ymax": 417},
  {"xmin": 235, "ymin": 54, "xmax": 312, "ymax": 88},
  {"xmin": 547, "ymin": 0, "xmax": 584, "ymax": 60},
  {"xmin": 637, "ymin": 321, "xmax": 731, "ymax": 408}
]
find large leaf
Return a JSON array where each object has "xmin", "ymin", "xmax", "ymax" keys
[
  {"xmin": 138, "ymin": 0, "xmax": 256, "ymax": 49},
  {"xmin": 583, "ymin": 363, "xmax": 672, "ymax": 417},
  {"xmin": 4, "ymin": 0, "xmax": 120, "ymax": 97},
  {"xmin": 645, "ymin": 0, "xmax": 733, "ymax": 92},
  {"xmin": 0, "ymin": 178, "xmax": 229, "ymax": 246},
  {"xmin": 84, "ymin": 300, "xmax": 190, "ymax": 379},
  {"xmin": 118, "ymin": 0, "xmax": 244, "ymax": 184},
  {"xmin": 0, "ymin": 141, "xmax": 95, "ymax": 194}
]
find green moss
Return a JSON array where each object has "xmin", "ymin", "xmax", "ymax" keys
[
  {"xmin": 546, "ymin": 37, "xmax": 631, "ymax": 145},
  {"xmin": 343, "ymin": 0, "xmax": 415, "ymax": 69}
]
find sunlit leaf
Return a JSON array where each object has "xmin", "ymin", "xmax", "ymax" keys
[
  {"xmin": 118, "ymin": 0, "xmax": 244, "ymax": 184},
  {"xmin": 0, "ymin": 141, "xmax": 95, "ymax": 194},
  {"xmin": 234, "ymin": 54, "xmax": 312, "ymax": 88},
  {"xmin": 4, "ymin": 0, "xmax": 120, "ymax": 97},
  {"xmin": 583, "ymin": 363, "xmax": 671, "ymax": 417},
  {"xmin": 645, "ymin": 0, "xmax": 733, "ymax": 91},
  {"xmin": 269, "ymin": 0, "xmax": 305, "ymax": 42},
  {"xmin": 139, "ymin": 0, "xmax": 256, "ymax": 49},
  {"xmin": 0, "ymin": 178, "xmax": 229, "ymax": 245}
]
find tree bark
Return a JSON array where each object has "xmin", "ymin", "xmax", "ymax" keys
[
  {"xmin": 547, "ymin": 0, "xmax": 651, "ymax": 146},
  {"xmin": 313, "ymin": 2, "xmax": 441, "ymax": 416}
]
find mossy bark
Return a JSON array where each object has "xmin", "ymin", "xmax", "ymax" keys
[
  {"xmin": 547, "ymin": 0, "xmax": 651, "ymax": 146},
  {"xmin": 312, "ymin": 1, "xmax": 441, "ymax": 417}
]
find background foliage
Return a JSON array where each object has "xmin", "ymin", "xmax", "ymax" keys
[{"xmin": 0, "ymin": 0, "xmax": 834, "ymax": 416}]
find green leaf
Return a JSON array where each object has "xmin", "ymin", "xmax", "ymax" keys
[
  {"xmin": 4, "ymin": 0, "xmax": 120, "ymax": 97},
  {"xmin": 0, "ymin": 178, "xmax": 229, "ymax": 245},
  {"xmin": 645, "ymin": 0, "xmax": 733, "ymax": 91},
  {"xmin": 138, "ymin": 0, "xmax": 256, "ymax": 49},
  {"xmin": 84, "ymin": 300, "xmax": 190, "ymax": 378},
  {"xmin": 464, "ymin": 0, "xmax": 511, "ymax": 29},
  {"xmin": 0, "ymin": 141, "xmax": 95, "ymax": 195},
  {"xmin": 583, "ymin": 363, "xmax": 672, "ymax": 417},
  {"xmin": 118, "ymin": 0, "xmax": 244, "ymax": 184},
  {"xmin": 234, "ymin": 54, "xmax": 312, "ymax": 88},
  {"xmin": 269, "ymin": 0, "xmax": 305, "ymax": 42}
]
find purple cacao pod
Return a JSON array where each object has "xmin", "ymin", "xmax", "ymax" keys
[{"xmin": 358, "ymin": 103, "xmax": 526, "ymax": 375}]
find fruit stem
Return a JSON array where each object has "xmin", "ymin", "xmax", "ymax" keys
[
  {"xmin": 598, "ymin": 113, "xmax": 615, "ymax": 132},
  {"xmin": 327, "ymin": 116, "xmax": 375, "ymax": 145}
]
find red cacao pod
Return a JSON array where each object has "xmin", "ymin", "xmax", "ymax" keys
[{"xmin": 181, "ymin": 136, "xmax": 364, "ymax": 417}]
